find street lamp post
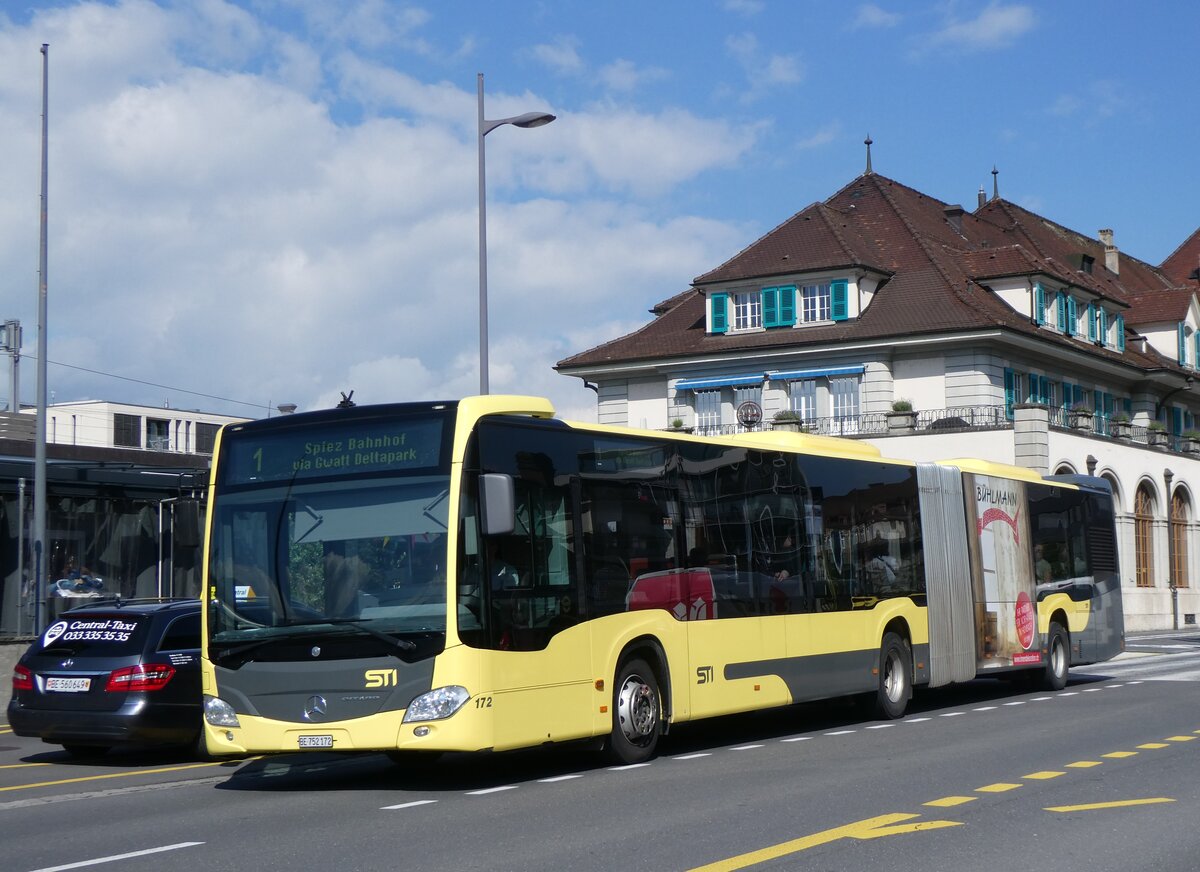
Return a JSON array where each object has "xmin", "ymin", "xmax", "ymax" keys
[{"xmin": 477, "ymin": 72, "xmax": 555, "ymax": 395}]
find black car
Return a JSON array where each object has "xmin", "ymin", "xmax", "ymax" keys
[{"xmin": 8, "ymin": 599, "xmax": 202, "ymax": 757}]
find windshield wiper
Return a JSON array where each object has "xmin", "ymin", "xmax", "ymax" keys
[{"xmin": 283, "ymin": 617, "xmax": 417, "ymax": 652}]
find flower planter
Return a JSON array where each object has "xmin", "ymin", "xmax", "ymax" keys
[
  {"xmin": 886, "ymin": 411, "xmax": 917, "ymax": 434},
  {"xmin": 1110, "ymin": 421, "xmax": 1131, "ymax": 440},
  {"xmin": 1070, "ymin": 412, "xmax": 1094, "ymax": 432}
]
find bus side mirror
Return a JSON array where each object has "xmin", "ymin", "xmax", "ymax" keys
[{"xmin": 480, "ymin": 473, "xmax": 515, "ymax": 537}]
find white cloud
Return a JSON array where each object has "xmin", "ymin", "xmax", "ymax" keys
[
  {"xmin": 725, "ymin": 32, "xmax": 804, "ymax": 103},
  {"xmin": 721, "ymin": 0, "xmax": 765, "ymax": 15},
  {"xmin": 852, "ymin": 4, "xmax": 902, "ymax": 29},
  {"xmin": 925, "ymin": 3, "xmax": 1036, "ymax": 52},
  {"xmin": 794, "ymin": 122, "xmax": 842, "ymax": 150},
  {"xmin": 0, "ymin": 1, "xmax": 752, "ymax": 422},
  {"xmin": 528, "ymin": 35, "xmax": 585, "ymax": 76},
  {"xmin": 599, "ymin": 58, "xmax": 670, "ymax": 93}
]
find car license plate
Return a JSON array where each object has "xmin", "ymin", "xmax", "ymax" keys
[
  {"xmin": 298, "ymin": 735, "xmax": 333, "ymax": 749},
  {"xmin": 46, "ymin": 677, "xmax": 91, "ymax": 693}
]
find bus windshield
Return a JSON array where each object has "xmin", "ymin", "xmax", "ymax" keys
[{"xmin": 208, "ymin": 474, "xmax": 451, "ymax": 647}]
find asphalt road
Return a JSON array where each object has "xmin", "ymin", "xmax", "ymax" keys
[{"xmin": 2, "ymin": 632, "xmax": 1199, "ymax": 872}]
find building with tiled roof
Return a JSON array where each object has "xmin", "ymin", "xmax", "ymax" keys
[{"xmin": 558, "ymin": 164, "xmax": 1200, "ymax": 631}]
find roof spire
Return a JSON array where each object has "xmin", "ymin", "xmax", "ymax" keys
[
  {"xmin": 864, "ymin": 134, "xmax": 873, "ymax": 175},
  {"xmin": 991, "ymin": 165, "xmax": 999, "ymax": 201}
]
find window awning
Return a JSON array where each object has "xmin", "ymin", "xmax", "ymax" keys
[
  {"xmin": 767, "ymin": 365, "xmax": 865, "ymax": 381},
  {"xmin": 675, "ymin": 374, "xmax": 764, "ymax": 391}
]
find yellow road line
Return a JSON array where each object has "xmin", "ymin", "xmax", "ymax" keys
[
  {"xmin": 924, "ymin": 796, "xmax": 976, "ymax": 807},
  {"xmin": 1103, "ymin": 751, "xmax": 1137, "ymax": 759},
  {"xmin": 1166, "ymin": 735, "xmax": 1195, "ymax": 742},
  {"xmin": 976, "ymin": 783, "xmax": 1022, "ymax": 793},
  {"xmin": 1137, "ymin": 743, "xmax": 1169, "ymax": 749},
  {"xmin": 689, "ymin": 814, "xmax": 962, "ymax": 871},
  {"xmin": 0, "ymin": 761, "xmax": 227, "ymax": 793},
  {"xmin": 1046, "ymin": 798, "xmax": 1175, "ymax": 813},
  {"xmin": 0, "ymin": 762, "xmax": 51, "ymax": 770},
  {"xmin": 1066, "ymin": 761, "xmax": 1102, "ymax": 768},
  {"xmin": 1023, "ymin": 771, "xmax": 1064, "ymax": 780}
]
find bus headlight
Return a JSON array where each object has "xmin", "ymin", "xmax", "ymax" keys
[
  {"xmin": 204, "ymin": 695, "xmax": 241, "ymax": 728},
  {"xmin": 402, "ymin": 686, "xmax": 470, "ymax": 723}
]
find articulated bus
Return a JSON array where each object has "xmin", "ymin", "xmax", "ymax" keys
[{"xmin": 199, "ymin": 396, "xmax": 1124, "ymax": 763}]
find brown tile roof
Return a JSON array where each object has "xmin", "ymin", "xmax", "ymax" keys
[
  {"xmin": 1124, "ymin": 289, "xmax": 1194, "ymax": 326},
  {"xmin": 1162, "ymin": 227, "xmax": 1200, "ymax": 285},
  {"xmin": 557, "ymin": 171, "xmax": 1192, "ymax": 378}
]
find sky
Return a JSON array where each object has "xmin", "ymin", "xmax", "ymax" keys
[{"xmin": 0, "ymin": 1, "xmax": 1197, "ymax": 424}]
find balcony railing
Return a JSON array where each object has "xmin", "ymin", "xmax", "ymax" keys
[{"xmin": 677, "ymin": 405, "xmax": 1200, "ymax": 457}]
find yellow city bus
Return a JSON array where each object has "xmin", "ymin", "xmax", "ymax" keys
[{"xmin": 199, "ymin": 395, "xmax": 1124, "ymax": 763}]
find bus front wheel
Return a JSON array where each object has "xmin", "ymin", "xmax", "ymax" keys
[
  {"xmin": 873, "ymin": 632, "xmax": 912, "ymax": 719},
  {"xmin": 606, "ymin": 658, "xmax": 661, "ymax": 764}
]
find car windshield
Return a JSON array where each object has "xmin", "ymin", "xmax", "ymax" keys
[
  {"xmin": 32, "ymin": 613, "xmax": 151, "ymax": 657},
  {"xmin": 207, "ymin": 474, "xmax": 452, "ymax": 647}
]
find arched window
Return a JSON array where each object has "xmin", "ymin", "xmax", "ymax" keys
[
  {"xmin": 1172, "ymin": 489, "xmax": 1190, "ymax": 590},
  {"xmin": 1135, "ymin": 483, "xmax": 1156, "ymax": 588}
]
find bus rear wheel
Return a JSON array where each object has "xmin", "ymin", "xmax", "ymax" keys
[
  {"xmin": 605, "ymin": 658, "xmax": 661, "ymax": 764},
  {"xmin": 873, "ymin": 632, "xmax": 911, "ymax": 719},
  {"xmin": 1036, "ymin": 622, "xmax": 1069, "ymax": 691}
]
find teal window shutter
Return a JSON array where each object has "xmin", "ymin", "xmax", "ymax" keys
[
  {"xmin": 1034, "ymin": 284, "xmax": 1045, "ymax": 325},
  {"xmin": 1074, "ymin": 384, "xmax": 1085, "ymax": 406},
  {"xmin": 779, "ymin": 285, "xmax": 796, "ymax": 326},
  {"xmin": 1061, "ymin": 384, "xmax": 1072, "ymax": 411},
  {"xmin": 1027, "ymin": 374, "xmax": 1038, "ymax": 404},
  {"xmin": 762, "ymin": 287, "xmax": 779, "ymax": 327},
  {"xmin": 831, "ymin": 279, "xmax": 849, "ymax": 321},
  {"xmin": 1123, "ymin": 397, "xmax": 1132, "ymax": 416},
  {"xmin": 1173, "ymin": 407, "xmax": 1184, "ymax": 435},
  {"xmin": 1194, "ymin": 332, "xmax": 1199, "ymax": 369},
  {"xmin": 1179, "ymin": 323, "xmax": 1187, "ymax": 364},
  {"xmin": 711, "ymin": 293, "xmax": 728, "ymax": 334},
  {"xmin": 1056, "ymin": 292, "xmax": 1067, "ymax": 331},
  {"xmin": 1087, "ymin": 303, "xmax": 1097, "ymax": 341},
  {"xmin": 1004, "ymin": 368, "xmax": 1015, "ymax": 419},
  {"xmin": 1116, "ymin": 314, "xmax": 1126, "ymax": 352},
  {"xmin": 1066, "ymin": 297, "xmax": 1077, "ymax": 336}
]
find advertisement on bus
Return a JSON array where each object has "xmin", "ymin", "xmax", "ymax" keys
[{"xmin": 964, "ymin": 473, "xmax": 1041, "ymax": 669}]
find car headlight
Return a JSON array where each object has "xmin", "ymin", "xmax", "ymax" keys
[
  {"xmin": 204, "ymin": 695, "xmax": 241, "ymax": 728},
  {"xmin": 402, "ymin": 686, "xmax": 470, "ymax": 723}
]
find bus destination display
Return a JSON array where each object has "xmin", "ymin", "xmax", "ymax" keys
[{"xmin": 224, "ymin": 417, "xmax": 445, "ymax": 483}]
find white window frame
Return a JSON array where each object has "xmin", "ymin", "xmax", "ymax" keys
[
  {"xmin": 789, "ymin": 379, "xmax": 817, "ymax": 422},
  {"xmin": 829, "ymin": 376, "xmax": 861, "ymax": 434},
  {"xmin": 695, "ymin": 389, "xmax": 722, "ymax": 431},
  {"xmin": 801, "ymin": 283, "xmax": 831, "ymax": 323},
  {"xmin": 732, "ymin": 292, "xmax": 761, "ymax": 331}
]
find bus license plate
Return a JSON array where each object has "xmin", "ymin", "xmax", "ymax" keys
[
  {"xmin": 46, "ymin": 677, "xmax": 91, "ymax": 693},
  {"xmin": 298, "ymin": 735, "xmax": 333, "ymax": 749}
]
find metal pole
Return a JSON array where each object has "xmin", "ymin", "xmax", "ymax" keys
[
  {"xmin": 477, "ymin": 73, "xmax": 490, "ymax": 396},
  {"xmin": 33, "ymin": 44, "xmax": 49, "ymax": 631},
  {"xmin": 17, "ymin": 478, "xmax": 26, "ymax": 635},
  {"xmin": 1165, "ymin": 468, "xmax": 1179, "ymax": 631}
]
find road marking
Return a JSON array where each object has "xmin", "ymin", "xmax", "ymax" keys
[
  {"xmin": 780, "ymin": 737, "xmax": 811, "ymax": 743},
  {"xmin": 1046, "ymin": 798, "xmax": 1175, "ymax": 813},
  {"xmin": 1107, "ymin": 684, "xmax": 1124, "ymax": 688},
  {"xmin": 538, "ymin": 774, "xmax": 585, "ymax": 781},
  {"xmin": 1083, "ymin": 688, "xmax": 1103, "ymax": 693},
  {"xmin": 1031, "ymin": 697, "xmax": 1053, "ymax": 701},
  {"xmin": 672, "ymin": 753, "xmax": 712, "ymax": 761},
  {"xmin": 380, "ymin": 799, "xmax": 437, "ymax": 810},
  {"xmin": 939, "ymin": 712, "xmax": 965, "ymax": 718},
  {"xmin": 608, "ymin": 763, "xmax": 651, "ymax": 771},
  {"xmin": 1059, "ymin": 691, "xmax": 1078, "ymax": 696},
  {"xmin": 1023, "ymin": 771, "xmax": 1064, "ymax": 780},
  {"xmin": 865, "ymin": 724, "xmax": 893, "ymax": 730},
  {"xmin": 1103, "ymin": 751, "xmax": 1138, "ymax": 759},
  {"xmin": 687, "ymin": 813, "xmax": 961, "ymax": 871},
  {"xmin": 924, "ymin": 796, "xmax": 976, "ymax": 807},
  {"xmin": 467, "ymin": 785, "xmax": 518, "ymax": 795},
  {"xmin": 26, "ymin": 841, "xmax": 203, "ymax": 872},
  {"xmin": 731, "ymin": 744, "xmax": 763, "ymax": 751},
  {"xmin": 0, "ymin": 761, "xmax": 226, "ymax": 793},
  {"xmin": 1067, "ymin": 761, "xmax": 1102, "ymax": 768},
  {"xmin": 1003, "ymin": 701, "xmax": 1026, "ymax": 706},
  {"xmin": 1166, "ymin": 735, "xmax": 1196, "ymax": 742},
  {"xmin": 976, "ymin": 783, "xmax": 1022, "ymax": 793},
  {"xmin": 825, "ymin": 730, "xmax": 856, "ymax": 736},
  {"xmin": 1137, "ymin": 743, "xmax": 1168, "ymax": 749},
  {"xmin": 973, "ymin": 706, "xmax": 997, "ymax": 711},
  {"xmin": 906, "ymin": 717, "xmax": 931, "ymax": 723},
  {"xmin": 0, "ymin": 763, "xmax": 51, "ymax": 771}
]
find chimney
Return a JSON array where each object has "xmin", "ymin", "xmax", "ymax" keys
[
  {"xmin": 977, "ymin": 186, "xmax": 986, "ymax": 209},
  {"xmin": 1099, "ymin": 228, "xmax": 1119, "ymax": 274},
  {"xmin": 944, "ymin": 204, "xmax": 965, "ymax": 235}
]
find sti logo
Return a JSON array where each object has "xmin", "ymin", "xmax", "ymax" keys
[{"xmin": 364, "ymin": 669, "xmax": 398, "ymax": 688}]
